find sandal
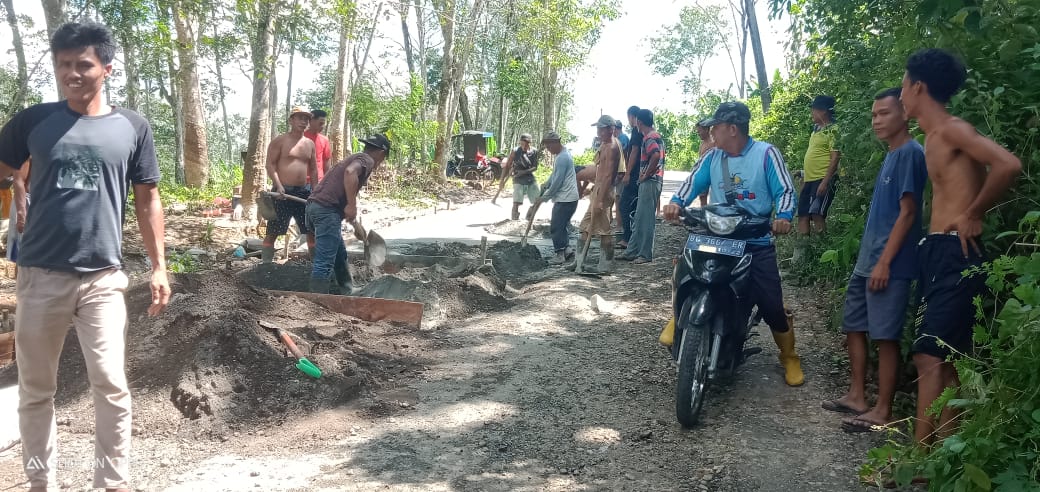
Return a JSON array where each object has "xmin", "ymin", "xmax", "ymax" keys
[
  {"xmin": 821, "ymin": 399, "xmax": 868, "ymax": 415},
  {"xmin": 632, "ymin": 257, "xmax": 651, "ymax": 264},
  {"xmin": 840, "ymin": 416, "xmax": 889, "ymax": 433}
]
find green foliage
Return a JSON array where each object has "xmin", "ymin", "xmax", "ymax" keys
[
  {"xmin": 159, "ymin": 159, "xmax": 242, "ymax": 206},
  {"xmin": 646, "ymin": 4, "xmax": 727, "ymax": 101},
  {"xmin": 654, "ymin": 109, "xmax": 706, "ymax": 171},
  {"xmin": 863, "ymin": 241, "xmax": 1040, "ymax": 491},
  {"xmin": 763, "ymin": 0, "xmax": 1040, "ymax": 488},
  {"xmin": 166, "ymin": 250, "xmax": 200, "ymax": 273}
]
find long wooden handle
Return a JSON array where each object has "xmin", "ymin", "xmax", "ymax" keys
[
  {"xmin": 262, "ymin": 191, "xmax": 307, "ymax": 204},
  {"xmin": 277, "ymin": 329, "xmax": 306, "ymax": 360}
]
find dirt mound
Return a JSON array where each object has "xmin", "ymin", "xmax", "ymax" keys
[
  {"xmin": 484, "ymin": 219, "xmax": 552, "ymax": 238},
  {"xmin": 0, "ymin": 272, "xmax": 427, "ymax": 440},
  {"xmin": 405, "ymin": 241, "xmax": 479, "ymax": 257},
  {"xmin": 488, "ymin": 241, "xmax": 548, "ymax": 281}
]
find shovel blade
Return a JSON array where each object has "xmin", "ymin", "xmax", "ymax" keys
[
  {"xmin": 295, "ymin": 358, "xmax": 323, "ymax": 379},
  {"xmin": 366, "ymin": 230, "xmax": 387, "ymax": 267}
]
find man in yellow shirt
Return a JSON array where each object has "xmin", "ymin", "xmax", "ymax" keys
[{"xmin": 797, "ymin": 95, "xmax": 841, "ymax": 235}]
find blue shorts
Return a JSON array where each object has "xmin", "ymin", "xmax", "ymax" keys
[{"xmin": 842, "ymin": 274, "xmax": 912, "ymax": 341}]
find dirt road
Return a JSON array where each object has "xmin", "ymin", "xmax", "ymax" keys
[{"xmin": 0, "ymin": 189, "xmax": 884, "ymax": 491}]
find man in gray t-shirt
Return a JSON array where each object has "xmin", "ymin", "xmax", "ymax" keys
[
  {"xmin": 0, "ymin": 22, "xmax": 168, "ymax": 492},
  {"xmin": 536, "ymin": 132, "xmax": 579, "ymax": 264}
]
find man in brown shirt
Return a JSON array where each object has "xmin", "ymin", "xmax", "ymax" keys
[
  {"xmin": 306, "ymin": 134, "xmax": 390, "ymax": 294},
  {"xmin": 262, "ymin": 106, "xmax": 319, "ymax": 263}
]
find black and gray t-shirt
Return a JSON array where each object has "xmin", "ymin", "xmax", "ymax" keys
[
  {"xmin": 0, "ymin": 101, "xmax": 160, "ymax": 272},
  {"xmin": 511, "ymin": 146, "xmax": 539, "ymax": 186}
]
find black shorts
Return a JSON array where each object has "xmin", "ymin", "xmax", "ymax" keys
[
  {"xmin": 913, "ymin": 234, "xmax": 987, "ymax": 359},
  {"xmin": 797, "ymin": 178, "xmax": 838, "ymax": 217},
  {"xmin": 268, "ymin": 185, "xmax": 310, "ymax": 236}
]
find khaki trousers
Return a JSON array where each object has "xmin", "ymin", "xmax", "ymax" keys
[{"xmin": 15, "ymin": 266, "xmax": 131, "ymax": 489}]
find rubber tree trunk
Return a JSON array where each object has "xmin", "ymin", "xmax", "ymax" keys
[
  {"xmin": 1, "ymin": 0, "xmax": 28, "ymax": 111},
  {"xmin": 242, "ymin": 1, "xmax": 279, "ymax": 221},
  {"xmin": 212, "ymin": 22, "xmax": 233, "ymax": 164},
  {"xmin": 40, "ymin": 0, "xmax": 67, "ymax": 96},
  {"xmin": 745, "ymin": 0, "xmax": 771, "ymax": 113},
  {"xmin": 173, "ymin": 1, "xmax": 210, "ymax": 187},
  {"xmin": 329, "ymin": 21, "xmax": 355, "ymax": 162},
  {"xmin": 540, "ymin": 63, "xmax": 558, "ymax": 134}
]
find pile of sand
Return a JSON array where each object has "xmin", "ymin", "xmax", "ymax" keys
[{"xmin": 0, "ymin": 272, "xmax": 426, "ymax": 440}]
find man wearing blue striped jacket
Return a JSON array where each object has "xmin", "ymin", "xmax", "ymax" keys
[{"xmin": 664, "ymin": 101, "xmax": 805, "ymax": 387}]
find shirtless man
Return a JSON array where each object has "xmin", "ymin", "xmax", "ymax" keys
[
  {"xmin": 262, "ymin": 106, "xmax": 319, "ymax": 263},
  {"xmin": 572, "ymin": 115, "xmax": 621, "ymax": 274},
  {"xmin": 900, "ymin": 48, "xmax": 1021, "ymax": 446}
]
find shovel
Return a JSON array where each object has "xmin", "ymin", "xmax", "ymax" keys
[
  {"xmin": 520, "ymin": 200, "xmax": 541, "ymax": 247},
  {"xmin": 350, "ymin": 219, "xmax": 387, "ymax": 267},
  {"xmin": 263, "ymin": 192, "xmax": 386, "ymax": 267},
  {"xmin": 574, "ymin": 203, "xmax": 601, "ymax": 277},
  {"xmin": 258, "ymin": 320, "xmax": 322, "ymax": 379}
]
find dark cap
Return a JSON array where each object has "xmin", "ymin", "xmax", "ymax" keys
[
  {"xmin": 614, "ymin": 119, "xmax": 623, "ymax": 129},
  {"xmin": 811, "ymin": 95, "xmax": 836, "ymax": 111},
  {"xmin": 701, "ymin": 101, "xmax": 751, "ymax": 127},
  {"xmin": 519, "ymin": 133, "xmax": 533, "ymax": 142},
  {"xmin": 360, "ymin": 133, "xmax": 391, "ymax": 153},
  {"xmin": 696, "ymin": 117, "xmax": 713, "ymax": 128}
]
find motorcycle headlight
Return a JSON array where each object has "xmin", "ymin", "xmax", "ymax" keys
[{"xmin": 705, "ymin": 211, "xmax": 741, "ymax": 235}]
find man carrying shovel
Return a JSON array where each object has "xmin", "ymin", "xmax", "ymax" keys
[
  {"xmin": 570, "ymin": 115, "xmax": 623, "ymax": 274},
  {"xmin": 306, "ymin": 134, "xmax": 390, "ymax": 294},
  {"xmin": 535, "ymin": 132, "xmax": 579, "ymax": 265},
  {"xmin": 262, "ymin": 106, "xmax": 319, "ymax": 263},
  {"xmin": 494, "ymin": 134, "xmax": 540, "ymax": 220}
]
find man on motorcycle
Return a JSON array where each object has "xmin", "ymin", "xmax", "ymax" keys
[{"xmin": 663, "ymin": 101, "xmax": 804, "ymax": 387}]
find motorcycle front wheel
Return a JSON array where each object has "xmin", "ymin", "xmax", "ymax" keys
[{"xmin": 676, "ymin": 310, "xmax": 713, "ymax": 428}]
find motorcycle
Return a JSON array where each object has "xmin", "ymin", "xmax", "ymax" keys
[{"xmin": 670, "ymin": 203, "xmax": 772, "ymax": 427}]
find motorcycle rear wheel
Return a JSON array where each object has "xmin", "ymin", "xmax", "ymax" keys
[{"xmin": 676, "ymin": 312, "xmax": 713, "ymax": 428}]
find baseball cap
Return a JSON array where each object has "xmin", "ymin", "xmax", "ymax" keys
[
  {"xmin": 541, "ymin": 131, "xmax": 561, "ymax": 143},
  {"xmin": 696, "ymin": 117, "xmax": 713, "ymax": 128},
  {"xmin": 701, "ymin": 101, "xmax": 752, "ymax": 127},
  {"xmin": 591, "ymin": 114, "xmax": 616, "ymax": 128},
  {"xmin": 614, "ymin": 119, "xmax": 623, "ymax": 129},
  {"xmin": 359, "ymin": 133, "xmax": 392, "ymax": 153},
  {"xmin": 289, "ymin": 105, "xmax": 311, "ymax": 118},
  {"xmin": 519, "ymin": 133, "xmax": 532, "ymax": 142},
  {"xmin": 811, "ymin": 95, "xmax": 836, "ymax": 111}
]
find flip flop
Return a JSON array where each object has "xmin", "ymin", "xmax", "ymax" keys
[
  {"xmin": 632, "ymin": 257, "xmax": 651, "ymax": 264},
  {"xmin": 821, "ymin": 399, "xmax": 868, "ymax": 415},
  {"xmin": 840, "ymin": 416, "xmax": 888, "ymax": 433}
]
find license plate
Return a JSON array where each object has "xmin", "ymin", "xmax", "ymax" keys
[{"xmin": 686, "ymin": 233, "xmax": 746, "ymax": 257}]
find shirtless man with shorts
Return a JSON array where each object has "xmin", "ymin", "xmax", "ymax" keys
[
  {"xmin": 262, "ymin": 106, "xmax": 319, "ymax": 263},
  {"xmin": 571, "ymin": 115, "xmax": 621, "ymax": 274},
  {"xmin": 900, "ymin": 48, "xmax": 1021, "ymax": 446}
]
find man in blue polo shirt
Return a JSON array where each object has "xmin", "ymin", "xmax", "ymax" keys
[{"xmin": 664, "ymin": 101, "xmax": 804, "ymax": 387}]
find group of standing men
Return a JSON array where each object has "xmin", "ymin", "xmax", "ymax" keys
[
  {"xmin": 669, "ymin": 48, "xmax": 1023, "ymax": 458},
  {"xmin": 496, "ymin": 106, "xmax": 670, "ymax": 274}
]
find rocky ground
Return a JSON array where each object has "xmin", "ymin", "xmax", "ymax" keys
[{"xmin": 0, "ymin": 190, "xmax": 900, "ymax": 491}]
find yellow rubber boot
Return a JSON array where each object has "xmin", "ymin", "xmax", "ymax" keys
[
  {"xmin": 771, "ymin": 309, "xmax": 804, "ymax": 386},
  {"xmin": 659, "ymin": 317, "xmax": 675, "ymax": 347}
]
